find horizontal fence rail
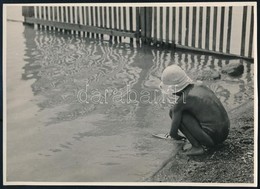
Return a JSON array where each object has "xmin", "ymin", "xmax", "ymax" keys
[{"xmin": 22, "ymin": 5, "xmax": 254, "ymax": 60}]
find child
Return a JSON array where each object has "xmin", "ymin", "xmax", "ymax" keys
[{"xmin": 159, "ymin": 65, "xmax": 230, "ymax": 156}]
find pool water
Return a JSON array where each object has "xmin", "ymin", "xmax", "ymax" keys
[{"xmin": 6, "ymin": 21, "xmax": 254, "ymax": 182}]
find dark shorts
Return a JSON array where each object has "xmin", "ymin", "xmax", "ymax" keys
[{"xmin": 201, "ymin": 121, "xmax": 230, "ymax": 145}]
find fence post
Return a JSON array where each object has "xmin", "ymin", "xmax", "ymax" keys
[{"xmin": 22, "ymin": 6, "xmax": 35, "ymax": 24}]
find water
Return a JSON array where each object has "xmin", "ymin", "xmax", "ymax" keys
[{"xmin": 6, "ymin": 22, "xmax": 254, "ymax": 182}]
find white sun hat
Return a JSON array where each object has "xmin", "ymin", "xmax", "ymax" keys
[{"xmin": 160, "ymin": 65, "xmax": 193, "ymax": 94}]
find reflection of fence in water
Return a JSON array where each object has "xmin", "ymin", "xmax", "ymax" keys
[
  {"xmin": 22, "ymin": 19, "xmax": 253, "ymax": 115},
  {"xmin": 22, "ymin": 26, "xmax": 142, "ymax": 124},
  {"xmin": 22, "ymin": 5, "xmax": 254, "ymax": 60},
  {"xmin": 144, "ymin": 48, "xmax": 253, "ymax": 108}
]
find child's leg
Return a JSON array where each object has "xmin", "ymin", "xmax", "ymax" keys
[
  {"xmin": 179, "ymin": 124, "xmax": 204, "ymax": 155},
  {"xmin": 179, "ymin": 112, "xmax": 214, "ymax": 155}
]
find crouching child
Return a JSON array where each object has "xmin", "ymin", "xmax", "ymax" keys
[{"xmin": 160, "ymin": 65, "xmax": 230, "ymax": 156}]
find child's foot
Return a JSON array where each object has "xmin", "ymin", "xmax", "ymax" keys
[
  {"xmin": 182, "ymin": 142, "xmax": 192, "ymax": 151},
  {"xmin": 183, "ymin": 146, "xmax": 204, "ymax": 156}
]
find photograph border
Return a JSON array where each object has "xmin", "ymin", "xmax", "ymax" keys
[{"xmin": 2, "ymin": 1, "xmax": 258, "ymax": 187}]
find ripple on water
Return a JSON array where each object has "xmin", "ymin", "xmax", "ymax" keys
[{"xmin": 23, "ymin": 27, "xmax": 253, "ymax": 126}]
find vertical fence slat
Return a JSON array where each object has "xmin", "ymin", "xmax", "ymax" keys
[
  {"xmin": 103, "ymin": 7, "xmax": 107, "ymax": 28},
  {"xmin": 86, "ymin": 7, "xmax": 89, "ymax": 26},
  {"xmin": 67, "ymin": 7, "xmax": 71, "ymax": 34},
  {"xmin": 226, "ymin": 7, "xmax": 233, "ymax": 53},
  {"xmin": 198, "ymin": 7, "xmax": 203, "ymax": 48},
  {"xmin": 178, "ymin": 7, "xmax": 183, "ymax": 45},
  {"xmin": 212, "ymin": 7, "xmax": 218, "ymax": 51},
  {"xmin": 123, "ymin": 7, "xmax": 127, "ymax": 32},
  {"xmin": 90, "ymin": 6, "xmax": 94, "ymax": 26},
  {"xmin": 100, "ymin": 7, "xmax": 103, "ymax": 28},
  {"xmin": 85, "ymin": 7, "xmax": 90, "ymax": 37},
  {"xmin": 54, "ymin": 7, "xmax": 58, "ymax": 31},
  {"xmin": 47, "ymin": 6, "xmax": 51, "ymax": 30},
  {"xmin": 59, "ymin": 6, "xmax": 63, "ymax": 32},
  {"xmin": 109, "ymin": 6, "xmax": 112, "ymax": 29},
  {"xmin": 100, "ymin": 7, "xmax": 104, "ymax": 39},
  {"xmin": 160, "ymin": 7, "xmax": 163, "ymax": 44},
  {"xmin": 69, "ymin": 7, "xmax": 73, "ymax": 33},
  {"xmin": 41, "ymin": 6, "xmax": 45, "ymax": 29},
  {"xmin": 45, "ymin": 6, "xmax": 49, "ymax": 30},
  {"xmin": 37, "ymin": 6, "xmax": 41, "ymax": 19},
  {"xmin": 118, "ymin": 7, "xmax": 121, "ymax": 31},
  {"xmin": 50, "ymin": 6, "xmax": 53, "ymax": 30},
  {"xmin": 205, "ymin": 7, "xmax": 210, "ymax": 50},
  {"xmin": 185, "ymin": 7, "xmax": 189, "ymax": 46},
  {"xmin": 95, "ymin": 6, "xmax": 99, "ymax": 38},
  {"xmin": 90, "ymin": 6, "xmax": 94, "ymax": 37},
  {"xmin": 63, "ymin": 6, "xmax": 66, "ymax": 23},
  {"xmin": 129, "ymin": 7, "xmax": 133, "ymax": 43},
  {"xmin": 73, "ymin": 7, "xmax": 77, "ymax": 34},
  {"xmin": 248, "ymin": 6, "xmax": 254, "ymax": 57},
  {"xmin": 31, "ymin": 6, "xmax": 35, "ymax": 17},
  {"xmin": 67, "ymin": 6, "xmax": 71, "ymax": 23},
  {"xmin": 240, "ymin": 6, "xmax": 248, "ymax": 56},
  {"xmin": 153, "ymin": 7, "xmax": 157, "ymax": 44},
  {"xmin": 129, "ymin": 7, "xmax": 133, "ymax": 32},
  {"xmin": 46, "ymin": 6, "xmax": 49, "ymax": 22},
  {"xmin": 219, "ymin": 7, "xmax": 225, "ymax": 52},
  {"xmin": 191, "ymin": 7, "xmax": 196, "ymax": 47},
  {"xmin": 165, "ymin": 7, "xmax": 170, "ymax": 45},
  {"xmin": 145, "ymin": 7, "xmax": 152, "ymax": 44},
  {"xmin": 172, "ymin": 7, "xmax": 176, "ymax": 46},
  {"xmin": 149, "ymin": 7, "xmax": 153, "ymax": 44},
  {"xmin": 62, "ymin": 7, "xmax": 68, "ymax": 33},
  {"xmin": 71, "ymin": 7, "xmax": 75, "ymax": 34},
  {"xmin": 113, "ymin": 7, "xmax": 117, "ymax": 42},
  {"xmin": 41, "ymin": 6, "xmax": 45, "ymax": 26},
  {"xmin": 118, "ymin": 7, "xmax": 122, "ymax": 42},
  {"xmin": 109, "ymin": 7, "xmax": 113, "ymax": 41},
  {"xmin": 35, "ymin": 6, "xmax": 40, "ymax": 28},
  {"xmin": 32, "ymin": 6, "xmax": 37, "ymax": 29},
  {"xmin": 78, "ymin": 6, "xmax": 83, "ymax": 36},
  {"xmin": 136, "ymin": 7, "xmax": 140, "ymax": 43},
  {"xmin": 140, "ymin": 7, "xmax": 146, "ymax": 43},
  {"xmin": 77, "ymin": 6, "xmax": 81, "ymax": 24},
  {"xmin": 95, "ymin": 7, "xmax": 99, "ymax": 27},
  {"xmin": 81, "ymin": 7, "xmax": 86, "ymax": 36},
  {"xmin": 53, "ymin": 7, "xmax": 57, "ymax": 22},
  {"xmin": 82, "ymin": 7, "xmax": 85, "ymax": 25}
]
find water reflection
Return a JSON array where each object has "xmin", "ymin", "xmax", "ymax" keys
[{"xmin": 22, "ymin": 25, "xmax": 253, "ymax": 127}]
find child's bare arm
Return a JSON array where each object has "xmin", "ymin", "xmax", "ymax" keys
[{"xmin": 169, "ymin": 104, "xmax": 184, "ymax": 140}]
